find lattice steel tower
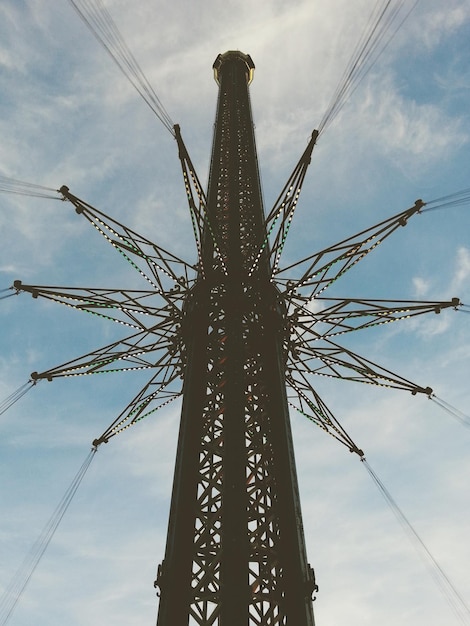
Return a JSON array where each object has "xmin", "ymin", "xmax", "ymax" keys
[
  {"xmin": 9, "ymin": 37, "xmax": 462, "ymax": 626},
  {"xmin": 155, "ymin": 51, "xmax": 316, "ymax": 626}
]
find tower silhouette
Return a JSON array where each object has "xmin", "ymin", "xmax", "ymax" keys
[
  {"xmin": 155, "ymin": 50, "xmax": 316, "ymax": 626},
  {"xmin": 7, "ymin": 34, "xmax": 464, "ymax": 626}
]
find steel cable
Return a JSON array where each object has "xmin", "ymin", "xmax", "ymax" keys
[
  {"xmin": 0, "ymin": 448, "xmax": 97, "ymax": 626},
  {"xmin": 0, "ymin": 288, "xmax": 17, "ymax": 301},
  {"xmin": 318, "ymin": 0, "xmax": 420, "ymax": 135},
  {"xmin": 362, "ymin": 458, "xmax": 470, "ymax": 625},
  {"xmin": 422, "ymin": 188, "xmax": 470, "ymax": 212},
  {"xmin": 0, "ymin": 176, "xmax": 60, "ymax": 200},
  {"xmin": 68, "ymin": 0, "xmax": 175, "ymax": 135},
  {"xmin": 430, "ymin": 395, "xmax": 470, "ymax": 429},
  {"xmin": 0, "ymin": 381, "xmax": 36, "ymax": 417}
]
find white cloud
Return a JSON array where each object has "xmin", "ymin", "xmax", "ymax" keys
[
  {"xmin": 412, "ymin": 276, "xmax": 430, "ymax": 297},
  {"xmin": 412, "ymin": 2, "xmax": 470, "ymax": 49},
  {"xmin": 450, "ymin": 246, "xmax": 470, "ymax": 292},
  {"xmin": 1, "ymin": 2, "xmax": 469, "ymax": 625},
  {"xmin": 357, "ymin": 77, "xmax": 468, "ymax": 173}
]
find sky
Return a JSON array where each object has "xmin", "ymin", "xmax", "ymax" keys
[{"xmin": 0, "ymin": 0, "xmax": 469, "ymax": 625}]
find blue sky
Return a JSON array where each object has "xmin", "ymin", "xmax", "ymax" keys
[{"xmin": 0, "ymin": 1, "xmax": 469, "ymax": 625}]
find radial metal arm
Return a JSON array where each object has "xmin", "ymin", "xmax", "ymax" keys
[
  {"xmin": 30, "ymin": 323, "xmax": 183, "ymax": 381},
  {"xmin": 174, "ymin": 124, "xmax": 209, "ymax": 278},
  {"xmin": 287, "ymin": 330, "xmax": 433, "ymax": 395},
  {"xmin": 276, "ymin": 199, "xmax": 425, "ymax": 300},
  {"xmin": 287, "ymin": 296, "xmax": 462, "ymax": 339},
  {"xmin": 59, "ymin": 186, "xmax": 197, "ymax": 295},
  {"xmin": 286, "ymin": 374, "xmax": 364, "ymax": 455},
  {"xmin": 92, "ymin": 366, "xmax": 183, "ymax": 445},
  {"xmin": 12, "ymin": 281, "xmax": 183, "ymax": 330},
  {"xmin": 248, "ymin": 130, "xmax": 318, "ymax": 277}
]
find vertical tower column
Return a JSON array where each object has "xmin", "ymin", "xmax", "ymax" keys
[{"xmin": 156, "ymin": 51, "xmax": 315, "ymax": 626}]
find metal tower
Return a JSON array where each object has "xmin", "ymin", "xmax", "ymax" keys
[
  {"xmin": 154, "ymin": 51, "xmax": 316, "ymax": 626},
  {"xmin": 6, "ymin": 38, "xmax": 464, "ymax": 626}
]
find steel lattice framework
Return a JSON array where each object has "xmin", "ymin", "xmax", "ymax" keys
[
  {"xmin": 155, "ymin": 52, "xmax": 316, "ymax": 626},
  {"xmin": 11, "ymin": 51, "xmax": 462, "ymax": 626}
]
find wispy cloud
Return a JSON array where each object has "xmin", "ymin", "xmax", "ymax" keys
[
  {"xmin": 450, "ymin": 246, "xmax": 470, "ymax": 291},
  {"xmin": 1, "ymin": 2, "xmax": 469, "ymax": 626}
]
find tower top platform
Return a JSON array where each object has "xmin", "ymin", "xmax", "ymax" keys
[{"xmin": 213, "ymin": 50, "xmax": 255, "ymax": 85}]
